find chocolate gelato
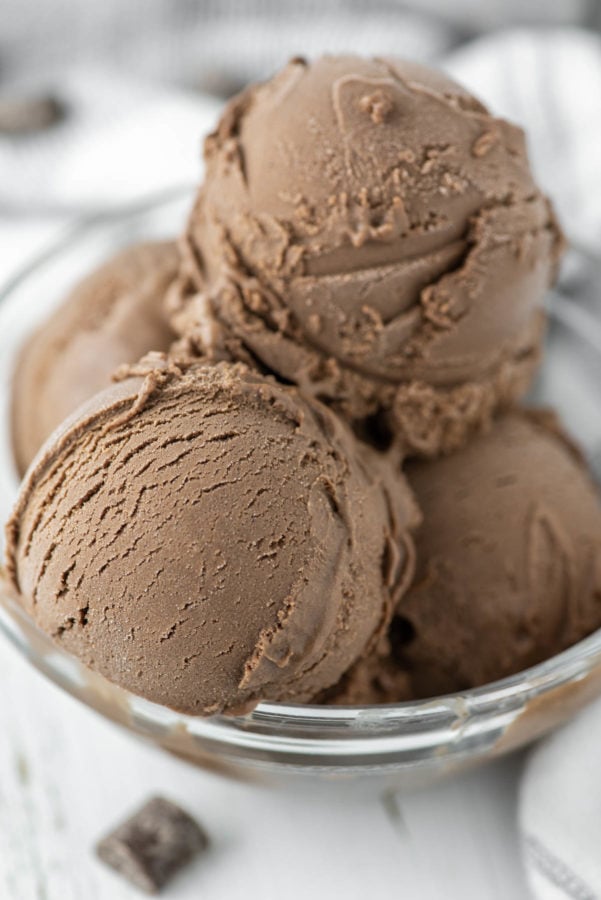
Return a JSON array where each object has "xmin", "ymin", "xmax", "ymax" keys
[
  {"xmin": 12, "ymin": 241, "xmax": 178, "ymax": 476},
  {"xmin": 327, "ymin": 412, "xmax": 601, "ymax": 704},
  {"xmin": 5, "ymin": 357, "xmax": 418, "ymax": 715},
  {"xmin": 5, "ymin": 54, "xmax": 596, "ymax": 721},
  {"xmin": 169, "ymin": 56, "xmax": 564, "ymax": 456}
]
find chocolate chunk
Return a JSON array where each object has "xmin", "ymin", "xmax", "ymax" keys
[
  {"xmin": 359, "ymin": 90, "xmax": 394, "ymax": 124},
  {"xmin": 96, "ymin": 796, "xmax": 208, "ymax": 894},
  {"xmin": 0, "ymin": 95, "xmax": 65, "ymax": 135}
]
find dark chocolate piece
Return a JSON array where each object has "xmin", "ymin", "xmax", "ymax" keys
[
  {"xmin": 96, "ymin": 796, "xmax": 208, "ymax": 894},
  {"xmin": 0, "ymin": 95, "xmax": 65, "ymax": 135}
]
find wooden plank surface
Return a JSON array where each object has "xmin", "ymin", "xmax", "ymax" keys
[{"xmin": 0, "ymin": 638, "xmax": 531, "ymax": 900}]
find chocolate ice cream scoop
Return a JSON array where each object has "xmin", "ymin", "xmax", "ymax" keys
[
  {"xmin": 326, "ymin": 412, "xmax": 601, "ymax": 704},
  {"xmin": 12, "ymin": 241, "xmax": 178, "ymax": 476},
  {"xmin": 5, "ymin": 357, "xmax": 418, "ymax": 715},
  {"xmin": 169, "ymin": 56, "xmax": 564, "ymax": 457}
]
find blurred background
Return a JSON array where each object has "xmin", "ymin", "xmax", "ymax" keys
[
  {"xmin": 1, "ymin": 0, "xmax": 601, "ymax": 238},
  {"xmin": 1, "ymin": 0, "xmax": 600, "ymax": 330}
]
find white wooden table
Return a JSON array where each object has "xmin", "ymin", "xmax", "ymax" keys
[
  {"xmin": 0, "ymin": 637, "xmax": 532, "ymax": 900},
  {"xmin": 0, "ymin": 219, "xmax": 533, "ymax": 900}
]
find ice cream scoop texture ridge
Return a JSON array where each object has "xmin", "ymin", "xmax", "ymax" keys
[{"xmin": 105, "ymin": 351, "xmax": 193, "ymax": 433}]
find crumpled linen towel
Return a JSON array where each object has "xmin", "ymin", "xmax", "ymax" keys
[{"xmin": 520, "ymin": 696, "xmax": 601, "ymax": 900}]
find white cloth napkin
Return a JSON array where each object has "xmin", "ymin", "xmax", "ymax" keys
[
  {"xmin": 0, "ymin": 68, "xmax": 219, "ymax": 214},
  {"xmin": 0, "ymin": 0, "xmax": 453, "ymax": 91},
  {"xmin": 520, "ymin": 698, "xmax": 601, "ymax": 900},
  {"xmin": 447, "ymin": 30, "xmax": 601, "ymax": 900},
  {"xmin": 0, "ymin": 68, "xmax": 219, "ymax": 285}
]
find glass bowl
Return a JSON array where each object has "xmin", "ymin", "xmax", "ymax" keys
[{"xmin": 2, "ymin": 188, "xmax": 601, "ymax": 791}]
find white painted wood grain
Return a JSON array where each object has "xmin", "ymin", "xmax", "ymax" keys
[{"xmin": 0, "ymin": 637, "xmax": 531, "ymax": 900}]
